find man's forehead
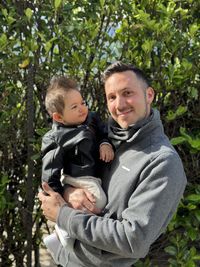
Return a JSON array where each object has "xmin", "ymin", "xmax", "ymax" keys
[
  {"xmin": 105, "ymin": 71, "xmax": 143, "ymax": 90},
  {"xmin": 105, "ymin": 71, "xmax": 139, "ymax": 84}
]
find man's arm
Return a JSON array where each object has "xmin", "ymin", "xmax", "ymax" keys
[
  {"xmin": 57, "ymin": 152, "xmax": 187, "ymax": 258},
  {"xmin": 38, "ymin": 182, "xmax": 100, "ymax": 217}
]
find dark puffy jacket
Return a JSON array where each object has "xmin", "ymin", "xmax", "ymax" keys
[{"xmin": 41, "ymin": 112, "xmax": 110, "ymax": 195}]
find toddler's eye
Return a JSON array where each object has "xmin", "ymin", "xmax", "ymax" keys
[
  {"xmin": 82, "ymin": 100, "xmax": 87, "ymax": 106},
  {"xmin": 71, "ymin": 105, "xmax": 77, "ymax": 110}
]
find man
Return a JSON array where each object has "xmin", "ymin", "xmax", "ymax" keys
[{"xmin": 38, "ymin": 62, "xmax": 187, "ymax": 267}]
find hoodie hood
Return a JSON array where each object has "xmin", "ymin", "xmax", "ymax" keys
[{"xmin": 108, "ymin": 109, "xmax": 163, "ymax": 149}]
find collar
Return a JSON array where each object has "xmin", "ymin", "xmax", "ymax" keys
[{"xmin": 108, "ymin": 109, "xmax": 154, "ymax": 148}]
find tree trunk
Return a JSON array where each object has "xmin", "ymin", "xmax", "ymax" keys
[{"xmin": 26, "ymin": 64, "xmax": 35, "ymax": 267}]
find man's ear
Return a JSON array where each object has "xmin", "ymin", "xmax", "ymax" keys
[
  {"xmin": 52, "ymin": 112, "xmax": 64, "ymax": 123},
  {"xmin": 146, "ymin": 87, "xmax": 155, "ymax": 104}
]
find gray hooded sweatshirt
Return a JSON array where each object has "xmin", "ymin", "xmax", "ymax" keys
[{"xmin": 57, "ymin": 109, "xmax": 187, "ymax": 267}]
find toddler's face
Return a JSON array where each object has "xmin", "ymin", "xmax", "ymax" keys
[{"xmin": 61, "ymin": 89, "xmax": 88, "ymax": 125}]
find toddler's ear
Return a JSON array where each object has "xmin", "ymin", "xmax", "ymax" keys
[{"xmin": 52, "ymin": 112, "xmax": 64, "ymax": 123}]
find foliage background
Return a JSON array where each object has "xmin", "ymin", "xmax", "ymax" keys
[{"xmin": 0, "ymin": 0, "xmax": 199, "ymax": 266}]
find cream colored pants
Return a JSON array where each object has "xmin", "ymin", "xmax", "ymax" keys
[{"xmin": 61, "ymin": 174, "xmax": 107, "ymax": 209}]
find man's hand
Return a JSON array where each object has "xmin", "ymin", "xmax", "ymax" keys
[
  {"xmin": 38, "ymin": 182, "xmax": 66, "ymax": 222},
  {"xmin": 63, "ymin": 186, "xmax": 101, "ymax": 214}
]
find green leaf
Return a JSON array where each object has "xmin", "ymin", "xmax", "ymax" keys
[
  {"xmin": 194, "ymin": 210, "xmax": 200, "ymax": 222},
  {"xmin": 18, "ymin": 58, "xmax": 30, "ymax": 69},
  {"xmin": 25, "ymin": 8, "xmax": 33, "ymax": 21},
  {"xmin": 186, "ymin": 203, "xmax": 197, "ymax": 210},
  {"xmin": 179, "ymin": 128, "xmax": 200, "ymax": 151},
  {"xmin": 166, "ymin": 106, "xmax": 187, "ymax": 121},
  {"xmin": 186, "ymin": 194, "xmax": 200, "ymax": 203},
  {"xmin": 2, "ymin": 8, "xmax": 8, "ymax": 17},
  {"xmin": 35, "ymin": 128, "xmax": 50, "ymax": 136},
  {"xmin": 188, "ymin": 87, "xmax": 198, "ymax": 100},
  {"xmin": 7, "ymin": 16, "xmax": 16, "ymax": 25},
  {"xmin": 100, "ymin": 0, "xmax": 105, "ymax": 8},
  {"xmin": 166, "ymin": 111, "xmax": 176, "ymax": 121},
  {"xmin": 0, "ymin": 33, "xmax": 8, "ymax": 48},
  {"xmin": 44, "ymin": 37, "xmax": 57, "ymax": 53},
  {"xmin": 189, "ymin": 23, "xmax": 199, "ymax": 37},
  {"xmin": 45, "ymin": 41, "xmax": 52, "ymax": 53},
  {"xmin": 176, "ymin": 105, "xmax": 187, "ymax": 116},
  {"xmin": 188, "ymin": 139, "xmax": 200, "ymax": 150},
  {"xmin": 193, "ymin": 254, "xmax": 200, "ymax": 260},
  {"xmin": 0, "ymin": 175, "xmax": 9, "ymax": 188},
  {"xmin": 182, "ymin": 59, "xmax": 193, "ymax": 71},
  {"xmin": 190, "ymin": 247, "xmax": 197, "ymax": 257},
  {"xmin": 185, "ymin": 261, "xmax": 196, "ymax": 267},
  {"xmin": 31, "ymin": 153, "xmax": 41, "ymax": 161},
  {"xmin": 180, "ymin": 127, "xmax": 190, "ymax": 138},
  {"xmin": 141, "ymin": 40, "xmax": 155, "ymax": 53},
  {"xmin": 165, "ymin": 246, "xmax": 177, "ymax": 256},
  {"xmin": 188, "ymin": 228, "xmax": 197, "ymax": 241},
  {"xmin": 170, "ymin": 136, "xmax": 185, "ymax": 146},
  {"xmin": 54, "ymin": 0, "xmax": 62, "ymax": 9}
]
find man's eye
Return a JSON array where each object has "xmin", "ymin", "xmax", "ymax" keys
[
  {"xmin": 108, "ymin": 96, "xmax": 115, "ymax": 101},
  {"xmin": 124, "ymin": 91, "xmax": 132, "ymax": 96}
]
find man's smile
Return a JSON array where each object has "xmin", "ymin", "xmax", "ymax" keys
[{"xmin": 117, "ymin": 109, "xmax": 133, "ymax": 116}]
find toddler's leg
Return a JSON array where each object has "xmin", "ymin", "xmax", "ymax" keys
[
  {"xmin": 55, "ymin": 224, "xmax": 75, "ymax": 249},
  {"xmin": 43, "ymin": 233, "xmax": 69, "ymax": 266},
  {"xmin": 61, "ymin": 175, "xmax": 107, "ymax": 209}
]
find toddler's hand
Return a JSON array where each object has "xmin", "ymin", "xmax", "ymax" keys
[{"xmin": 99, "ymin": 144, "xmax": 114, "ymax": 162}]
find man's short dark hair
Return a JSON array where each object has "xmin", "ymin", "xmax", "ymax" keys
[{"xmin": 102, "ymin": 61, "xmax": 150, "ymax": 88}]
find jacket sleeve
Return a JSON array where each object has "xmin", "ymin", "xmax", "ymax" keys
[
  {"xmin": 41, "ymin": 133, "xmax": 64, "ymax": 195},
  {"xmin": 91, "ymin": 112, "xmax": 111, "ymax": 146},
  {"xmin": 57, "ymin": 152, "xmax": 187, "ymax": 258}
]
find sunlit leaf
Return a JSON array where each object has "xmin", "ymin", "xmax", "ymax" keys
[
  {"xmin": 54, "ymin": 0, "xmax": 62, "ymax": 9},
  {"xmin": 18, "ymin": 58, "xmax": 30, "ymax": 68},
  {"xmin": 176, "ymin": 105, "xmax": 187, "ymax": 116},
  {"xmin": 0, "ymin": 33, "xmax": 7, "ymax": 48},
  {"xmin": 170, "ymin": 136, "xmax": 186, "ymax": 145},
  {"xmin": 2, "ymin": 8, "xmax": 8, "ymax": 17},
  {"xmin": 25, "ymin": 8, "xmax": 33, "ymax": 21},
  {"xmin": 189, "ymin": 23, "xmax": 199, "ymax": 37},
  {"xmin": 186, "ymin": 194, "xmax": 200, "ymax": 202},
  {"xmin": 165, "ymin": 246, "xmax": 177, "ymax": 256},
  {"xmin": 7, "ymin": 16, "xmax": 16, "ymax": 25}
]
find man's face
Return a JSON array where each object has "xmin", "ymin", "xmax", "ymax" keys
[{"xmin": 105, "ymin": 71, "xmax": 154, "ymax": 129}]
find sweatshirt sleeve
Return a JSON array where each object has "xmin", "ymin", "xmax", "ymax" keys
[{"xmin": 57, "ymin": 152, "xmax": 187, "ymax": 258}]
